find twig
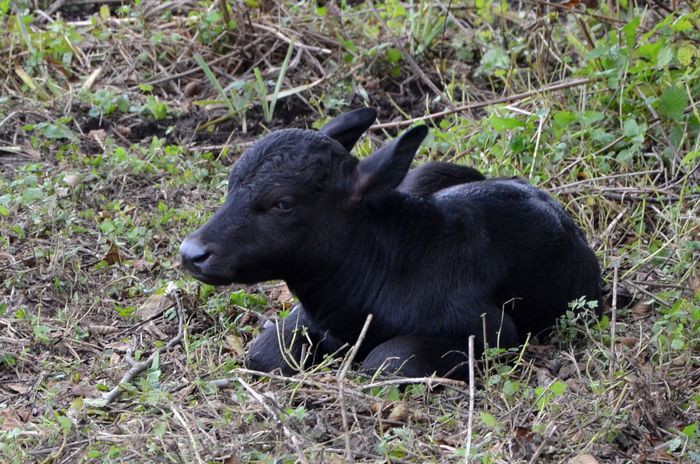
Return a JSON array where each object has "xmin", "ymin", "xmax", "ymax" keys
[
  {"xmin": 465, "ymin": 335, "xmax": 475, "ymax": 464},
  {"xmin": 370, "ymin": 77, "xmax": 596, "ymax": 130},
  {"xmin": 251, "ymin": 22, "xmax": 331, "ymax": 54},
  {"xmin": 100, "ymin": 286, "xmax": 186, "ymax": 405},
  {"xmin": 528, "ymin": 425, "xmax": 557, "ymax": 464},
  {"xmin": 625, "ymin": 281, "xmax": 672, "ymax": 308},
  {"xmin": 337, "ymin": 314, "xmax": 374, "ymax": 464},
  {"xmin": 171, "ymin": 406, "xmax": 205, "ymax": 464},
  {"xmin": 236, "ymin": 377, "xmax": 310, "ymax": 464},
  {"xmin": 550, "ymin": 169, "xmax": 661, "ymax": 193},
  {"xmin": 526, "ymin": 0, "xmax": 625, "ymax": 24},
  {"xmin": 609, "ymin": 261, "xmax": 619, "ymax": 377},
  {"xmin": 529, "ymin": 113, "xmax": 546, "ymax": 180}
]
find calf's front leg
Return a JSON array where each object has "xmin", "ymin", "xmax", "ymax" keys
[{"xmin": 245, "ymin": 304, "xmax": 316, "ymax": 375}]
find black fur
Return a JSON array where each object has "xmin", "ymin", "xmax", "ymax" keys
[
  {"xmin": 180, "ymin": 108, "xmax": 602, "ymax": 380},
  {"xmin": 398, "ymin": 161, "xmax": 486, "ymax": 196}
]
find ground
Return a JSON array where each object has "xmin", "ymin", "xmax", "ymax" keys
[{"xmin": 0, "ymin": 1, "xmax": 699, "ymax": 463}]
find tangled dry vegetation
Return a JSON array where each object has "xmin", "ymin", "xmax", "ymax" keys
[{"xmin": 0, "ymin": 1, "xmax": 699, "ymax": 463}]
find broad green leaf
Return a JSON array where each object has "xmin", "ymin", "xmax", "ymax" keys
[
  {"xmin": 43, "ymin": 124, "xmax": 74, "ymax": 140},
  {"xmin": 682, "ymin": 422, "xmax": 698, "ymax": 439},
  {"xmin": 489, "ymin": 115, "xmax": 524, "ymax": 131},
  {"xmin": 579, "ymin": 111, "xmax": 605, "ymax": 125},
  {"xmin": 480, "ymin": 411, "xmax": 499, "ymax": 428},
  {"xmin": 657, "ymin": 86, "xmax": 688, "ymax": 120},
  {"xmin": 623, "ymin": 118, "xmax": 643, "ymax": 138},
  {"xmin": 682, "ymin": 149, "xmax": 700, "ymax": 166},
  {"xmin": 550, "ymin": 380, "xmax": 568, "ymax": 396},
  {"xmin": 656, "ymin": 46, "xmax": 674, "ymax": 68},
  {"xmin": 677, "ymin": 45, "xmax": 695, "ymax": 67},
  {"xmin": 386, "ymin": 48, "xmax": 403, "ymax": 63},
  {"xmin": 623, "ymin": 17, "xmax": 640, "ymax": 48},
  {"xmin": 553, "ymin": 111, "xmax": 576, "ymax": 126}
]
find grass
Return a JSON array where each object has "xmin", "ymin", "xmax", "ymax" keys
[{"xmin": 1, "ymin": 0, "xmax": 699, "ymax": 462}]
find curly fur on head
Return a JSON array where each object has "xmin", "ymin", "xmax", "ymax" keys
[{"xmin": 229, "ymin": 129, "xmax": 357, "ymax": 192}]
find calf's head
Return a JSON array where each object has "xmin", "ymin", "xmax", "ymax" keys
[{"xmin": 180, "ymin": 108, "xmax": 428, "ymax": 285}]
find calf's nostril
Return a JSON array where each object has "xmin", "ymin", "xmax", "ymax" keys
[{"xmin": 180, "ymin": 238, "xmax": 210, "ymax": 264}]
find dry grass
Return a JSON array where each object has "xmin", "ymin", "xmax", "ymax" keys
[{"xmin": 1, "ymin": 1, "xmax": 699, "ymax": 463}]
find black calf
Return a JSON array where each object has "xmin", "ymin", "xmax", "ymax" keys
[{"xmin": 180, "ymin": 108, "xmax": 602, "ymax": 379}]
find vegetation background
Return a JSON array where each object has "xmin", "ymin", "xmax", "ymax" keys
[{"xmin": 0, "ymin": 0, "xmax": 698, "ymax": 462}]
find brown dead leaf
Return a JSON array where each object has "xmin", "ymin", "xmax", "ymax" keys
[
  {"xmin": 109, "ymin": 352, "xmax": 122, "ymax": 367},
  {"xmin": 387, "ymin": 401, "xmax": 410, "ymax": 423},
  {"xmin": 631, "ymin": 301, "xmax": 651, "ymax": 316},
  {"xmin": 103, "ymin": 242, "xmax": 122, "ymax": 265},
  {"xmin": 269, "ymin": 284, "xmax": 295, "ymax": 309},
  {"xmin": 0, "ymin": 251, "xmax": 14, "ymax": 264},
  {"xmin": 226, "ymin": 334, "xmax": 245, "ymax": 358},
  {"xmin": 0, "ymin": 408, "xmax": 31, "ymax": 431},
  {"xmin": 144, "ymin": 321, "xmax": 167, "ymax": 339},
  {"xmin": 70, "ymin": 384, "xmax": 97, "ymax": 398},
  {"xmin": 106, "ymin": 341, "xmax": 131, "ymax": 352},
  {"xmin": 135, "ymin": 294, "xmax": 171, "ymax": 321},
  {"xmin": 88, "ymin": 324, "xmax": 119, "ymax": 335},
  {"xmin": 116, "ymin": 125, "xmax": 132, "ymax": 137},
  {"xmin": 569, "ymin": 454, "xmax": 599, "ymax": 464},
  {"xmin": 616, "ymin": 336, "xmax": 639, "ymax": 348},
  {"xmin": 63, "ymin": 173, "xmax": 82, "ymax": 187},
  {"xmin": 671, "ymin": 354, "xmax": 688, "ymax": 367},
  {"xmin": 561, "ymin": 0, "xmax": 582, "ymax": 8},
  {"xmin": 7, "ymin": 383, "xmax": 29, "ymax": 394},
  {"xmin": 183, "ymin": 81, "xmax": 201, "ymax": 97},
  {"xmin": 133, "ymin": 259, "xmax": 152, "ymax": 273},
  {"xmin": 371, "ymin": 402, "xmax": 383, "ymax": 415},
  {"xmin": 89, "ymin": 129, "xmax": 107, "ymax": 146},
  {"xmin": 688, "ymin": 274, "xmax": 700, "ymax": 293}
]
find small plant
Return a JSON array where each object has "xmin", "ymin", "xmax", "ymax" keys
[{"xmin": 555, "ymin": 297, "xmax": 601, "ymax": 343}]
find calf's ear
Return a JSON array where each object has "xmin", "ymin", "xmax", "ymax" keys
[
  {"xmin": 351, "ymin": 125, "xmax": 429, "ymax": 203},
  {"xmin": 320, "ymin": 107, "xmax": 377, "ymax": 152}
]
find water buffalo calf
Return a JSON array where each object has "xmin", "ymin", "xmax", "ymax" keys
[{"xmin": 180, "ymin": 108, "xmax": 602, "ymax": 379}]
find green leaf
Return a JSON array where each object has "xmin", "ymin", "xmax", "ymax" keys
[
  {"xmin": 42, "ymin": 124, "xmax": 74, "ymax": 140},
  {"xmin": 579, "ymin": 111, "xmax": 605, "ymax": 125},
  {"xmin": 99, "ymin": 4, "xmax": 110, "ymax": 19},
  {"xmin": 0, "ymin": 204, "xmax": 10, "ymax": 216},
  {"xmin": 672, "ymin": 17, "xmax": 693, "ymax": 32},
  {"xmin": 682, "ymin": 149, "xmax": 700, "ymax": 167},
  {"xmin": 671, "ymin": 338, "xmax": 685, "ymax": 349},
  {"xmin": 550, "ymin": 380, "xmax": 568, "ymax": 396},
  {"xmin": 386, "ymin": 48, "xmax": 403, "ymax": 63},
  {"xmin": 553, "ymin": 111, "xmax": 576, "ymax": 126},
  {"xmin": 656, "ymin": 46, "xmax": 673, "ymax": 68},
  {"xmin": 638, "ymin": 41, "xmax": 664, "ymax": 62},
  {"xmin": 480, "ymin": 411, "xmax": 499, "ymax": 428},
  {"xmin": 657, "ymin": 86, "xmax": 688, "ymax": 120},
  {"xmin": 623, "ymin": 17, "xmax": 640, "ymax": 48},
  {"xmin": 623, "ymin": 118, "xmax": 642, "ymax": 138},
  {"xmin": 677, "ymin": 45, "xmax": 696, "ymax": 67},
  {"xmin": 502, "ymin": 380, "xmax": 518, "ymax": 396},
  {"xmin": 489, "ymin": 115, "xmax": 524, "ymax": 131},
  {"xmin": 21, "ymin": 187, "xmax": 45, "ymax": 204},
  {"xmin": 56, "ymin": 415, "xmax": 72, "ymax": 434},
  {"xmin": 114, "ymin": 305, "xmax": 136, "ymax": 318},
  {"xmin": 682, "ymin": 422, "xmax": 698, "ymax": 439}
]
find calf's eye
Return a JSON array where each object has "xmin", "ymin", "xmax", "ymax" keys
[{"xmin": 271, "ymin": 199, "xmax": 294, "ymax": 213}]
